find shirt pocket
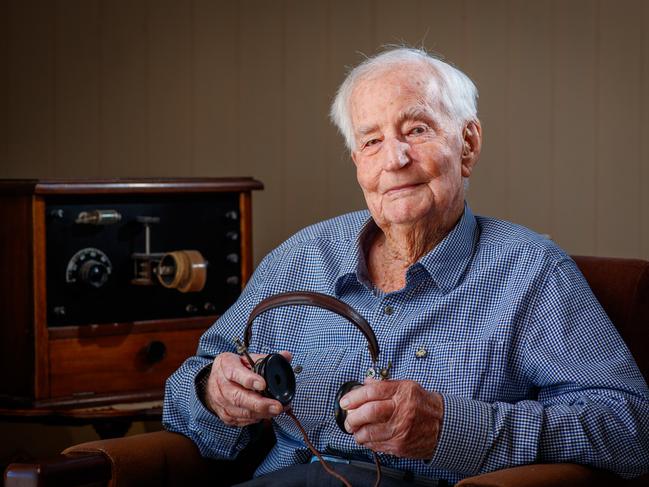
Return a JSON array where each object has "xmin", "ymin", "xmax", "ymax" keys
[
  {"xmin": 407, "ymin": 339, "xmax": 507, "ymax": 401},
  {"xmin": 275, "ymin": 346, "xmax": 348, "ymax": 434}
]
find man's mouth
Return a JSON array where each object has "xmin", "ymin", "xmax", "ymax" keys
[{"xmin": 384, "ymin": 183, "xmax": 422, "ymax": 195}]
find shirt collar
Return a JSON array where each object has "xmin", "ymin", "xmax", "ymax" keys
[
  {"xmin": 334, "ymin": 204, "xmax": 479, "ymax": 296},
  {"xmin": 416, "ymin": 204, "xmax": 479, "ymax": 293},
  {"xmin": 334, "ymin": 213, "xmax": 376, "ymax": 296}
]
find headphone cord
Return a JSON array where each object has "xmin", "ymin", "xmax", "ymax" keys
[
  {"xmin": 285, "ymin": 408, "xmax": 382, "ymax": 487},
  {"xmin": 237, "ymin": 348, "xmax": 382, "ymax": 486}
]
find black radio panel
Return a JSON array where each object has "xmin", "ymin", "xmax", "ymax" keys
[{"xmin": 46, "ymin": 193, "xmax": 242, "ymax": 326}]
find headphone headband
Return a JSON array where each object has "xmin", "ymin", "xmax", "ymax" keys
[{"xmin": 244, "ymin": 291, "xmax": 380, "ymax": 363}]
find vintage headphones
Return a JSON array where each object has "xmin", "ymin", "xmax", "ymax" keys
[{"xmin": 239, "ymin": 291, "xmax": 382, "ymax": 434}]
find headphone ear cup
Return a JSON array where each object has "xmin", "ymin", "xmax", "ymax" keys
[
  {"xmin": 254, "ymin": 354, "xmax": 296, "ymax": 406},
  {"xmin": 334, "ymin": 380, "xmax": 363, "ymax": 434}
]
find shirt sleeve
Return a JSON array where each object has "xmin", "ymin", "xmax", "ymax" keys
[
  {"xmin": 429, "ymin": 258, "xmax": 649, "ymax": 478},
  {"xmin": 161, "ymin": 254, "xmax": 272, "ymax": 459}
]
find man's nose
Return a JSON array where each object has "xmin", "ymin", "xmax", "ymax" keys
[{"xmin": 383, "ymin": 139, "xmax": 411, "ymax": 170}]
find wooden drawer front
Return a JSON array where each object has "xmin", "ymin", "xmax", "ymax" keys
[{"xmin": 49, "ymin": 328, "xmax": 204, "ymax": 398}]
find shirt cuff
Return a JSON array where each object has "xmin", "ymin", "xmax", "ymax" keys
[
  {"xmin": 189, "ymin": 363, "xmax": 250, "ymax": 458},
  {"xmin": 427, "ymin": 394, "xmax": 492, "ymax": 475}
]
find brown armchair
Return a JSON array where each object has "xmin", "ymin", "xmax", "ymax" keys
[{"xmin": 5, "ymin": 256, "xmax": 649, "ymax": 487}]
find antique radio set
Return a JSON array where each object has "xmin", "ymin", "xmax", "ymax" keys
[{"xmin": 0, "ymin": 178, "xmax": 262, "ymax": 407}]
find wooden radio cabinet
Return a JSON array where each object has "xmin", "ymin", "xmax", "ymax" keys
[{"xmin": 0, "ymin": 178, "xmax": 262, "ymax": 409}]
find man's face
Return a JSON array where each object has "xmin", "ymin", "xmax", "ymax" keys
[{"xmin": 350, "ymin": 66, "xmax": 477, "ymax": 230}]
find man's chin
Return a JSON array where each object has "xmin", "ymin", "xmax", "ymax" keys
[{"xmin": 381, "ymin": 208, "xmax": 433, "ymax": 227}]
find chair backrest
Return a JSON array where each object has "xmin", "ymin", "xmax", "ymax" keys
[{"xmin": 572, "ymin": 255, "xmax": 649, "ymax": 382}]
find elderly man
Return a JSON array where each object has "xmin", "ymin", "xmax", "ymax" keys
[{"xmin": 163, "ymin": 48, "xmax": 649, "ymax": 486}]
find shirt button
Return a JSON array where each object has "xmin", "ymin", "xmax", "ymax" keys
[
  {"xmin": 383, "ymin": 305, "xmax": 394, "ymax": 316},
  {"xmin": 415, "ymin": 347, "xmax": 427, "ymax": 358}
]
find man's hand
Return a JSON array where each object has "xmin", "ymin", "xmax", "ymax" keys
[
  {"xmin": 340, "ymin": 379, "xmax": 444, "ymax": 458},
  {"xmin": 205, "ymin": 350, "xmax": 292, "ymax": 427}
]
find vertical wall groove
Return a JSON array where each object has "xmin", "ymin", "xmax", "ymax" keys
[
  {"xmin": 642, "ymin": 1, "xmax": 649, "ymax": 258},
  {"xmin": 548, "ymin": 0, "xmax": 556, "ymax": 240},
  {"xmin": 97, "ymin": 0, "xmax": 104, "ymax": 176},
  {"xmin": 638, "ymin": 0, "xmax": 647, "ymax": 258},
  {"xmin": 189, "ymin": 0, "xmax": 196, "ymax": 174},
  {"xmin": 505, "ymin": 0, "xmax": 514, "ymax": 223},
  {"xmin": 279, "ymin": 0, "xmax": 287, "ymax": 240},
  {"xmin": 594, "ymin": 0, "xmax": 601, "ymax": 255}
]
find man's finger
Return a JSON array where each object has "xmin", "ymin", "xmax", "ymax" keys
[
  {"xmin": 278, "ymin": 350, "xmax": 293, "ymax": 362},
  {"xmin": 218, "ymin": 408, "xmax": 259, "ymax": 428},
  {"xmin": 339, "ymin": 380, "xmax": 397, "ymax": 409},
  {"xmin": 217, "ymin": 376, "xmax": 282, "ymax": 414},
  {"xmin": 212, "ymin": 376, "xmax": 281, "ymax": 421},
  {"xmin": 353, "ymin": 421, "xmax": 396, "ymax": 446},
  {"xmin": 218, "ymin": 401, "xmax": 275, "ymax": 421},
  {"xmin": 219, "ymin": 353, "xmax": 266, "ymax": 392},
  {"xmin": 344, "ymin": 398, "xmax": 394, "ymax": 433},
  {"xmin": 227, "ymin": 350, "xmax": 292, "ymax": 390},
  {"xmin": 248, "ymin": 350, "xmax": 292, "ymax": 363}
]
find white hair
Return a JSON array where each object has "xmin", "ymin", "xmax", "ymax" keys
[{"xmin": 330, "ymin": 47, "xmax": 479, "ymax": 151}]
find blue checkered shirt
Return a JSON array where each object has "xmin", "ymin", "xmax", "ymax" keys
[{"xmin": 163, "ymin": 205, "xmax": 649, "ymax": 483}]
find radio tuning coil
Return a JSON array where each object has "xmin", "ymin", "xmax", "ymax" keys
[
  {"xmin": 130, "ymin": 216, "xmax": 207, "ymax": 292},
  {"xmin": 156, "ymin": 250, "xmax": 207, "ymax": 293}
]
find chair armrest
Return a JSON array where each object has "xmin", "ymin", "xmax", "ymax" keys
[
  {"xmin": 4, "ymin": 431, "xmax": 219, "ymax": 487},
  {"xmin": 456, "ymin": 463, "xmax": 623, "ymax": 487},
  {"xmin": 4, "ymin": 452, "xmax": 111, "ymax": 487},
  {"xmin": 61, "ymin": 430, "xmax": 218, "ymax": 486},
  {"xmin": 6, "ymin": 428, "xmax": 274, "ymax": 487}
]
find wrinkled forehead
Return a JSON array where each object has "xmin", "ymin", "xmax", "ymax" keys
[
  {"xmin": 349, "ymin": 64, "xmax": 448, "ymax": 131},
  {"xmin": 355, "ymin": 63, "xmax": 440, "ymax": 99}
]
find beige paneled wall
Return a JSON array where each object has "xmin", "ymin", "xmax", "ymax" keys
[{"xmin": 2, "ymin": 0, "xmax": 648, "ymax": 262}]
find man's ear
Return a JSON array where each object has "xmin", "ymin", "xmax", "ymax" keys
[
  {"xmin": 351, "ymin": 150, "xmax": 358, "ymax": 166},
  {"xmin": 460, "ymin": 120, "xmax": 482, "ymax": 178}
]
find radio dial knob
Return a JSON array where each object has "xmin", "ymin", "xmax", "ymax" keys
[
  {"xmin": 79, "ymin": 260, "xmax": 110, "ymax": 288},
  {"xmin": 66, "ymin": 248, "xmax": 113, "ymax": 288}
]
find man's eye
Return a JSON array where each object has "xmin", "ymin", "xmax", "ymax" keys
[
  {"xmin": 364, "ymin": 139, "xmax": 380, "ymax": 148},
  {"xmin": 408, "ymin": 126, "xmax": 427, "ymax": 136}
]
